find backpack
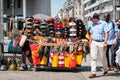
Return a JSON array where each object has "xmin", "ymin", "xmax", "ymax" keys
[{"xmin": 111, "ymin": 21, "xmax": 115, "ymax": 29}]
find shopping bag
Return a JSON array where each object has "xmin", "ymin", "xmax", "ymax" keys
[{"xmin": 19, "ymin": 35, "xmax": 27, "ymax": 47}]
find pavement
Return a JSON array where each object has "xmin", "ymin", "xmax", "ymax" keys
[
  {"xmin": 0, "ymin": 37, "xmax": 120, "ymax": 80},
  {"xmin": 81, "ymin": 55, "xmax": 120, "ymax": 80}
]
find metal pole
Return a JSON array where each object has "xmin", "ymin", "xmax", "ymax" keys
[
  {"xmin": 0, "ymin": 0, "xmax": 4, "ymax": 42},
  {"xmin": 11, "ymin": 0, "xmax": 17, "ymax": 32},
  {"xmin": 23, "ymin": 0, "xmax": 26, "ymax": 19},
  {"xmin": 0, "ymin": 0, "xmax": 4, "ymax": 60},
  {"xmin": 113, "ymin": 0, "xmax": 116, "ymax": 20}
]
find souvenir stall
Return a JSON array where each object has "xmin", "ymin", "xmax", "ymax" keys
[
  {"xmin": 29, "ymin": 20, "xmax": 88, "ymax": 71},
  {"xmin": 1, "ymin": 17, "xmax": 89, "ymax": 71}
]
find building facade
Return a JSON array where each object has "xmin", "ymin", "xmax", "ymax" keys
[
  {"xmin": 3, "ymin": 0, "xmax": 51, "ymax": 19},
  {"xmin": 2, "ymin": 0, "xmax": 51, "ymax": 32},
  {"xmin": 58, "ymin": 0, "xmax": 83, "ymax": 19},
  {"xmin": 83, "ymin": 0, "xmax": 120, "ymax": 20},
  {"xmin": 58, "ymin": 0, "xmax": 120, "ymax": 21},
  {"xmin": 74, "ymin": 0, "xmax": 81, "ymax": 19}
]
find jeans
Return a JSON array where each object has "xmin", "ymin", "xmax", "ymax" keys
[{"xmin": 106, "ymin": 45, "xmax": 116, "ymax": 67}]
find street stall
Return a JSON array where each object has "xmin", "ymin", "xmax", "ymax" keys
[
  {"xmin": 29, "ymin": 37, "xmax": 86, "ymax": 71},
  {"xmin": 0, "ymin": 16, "xmax": 89, "ymax": 71}
]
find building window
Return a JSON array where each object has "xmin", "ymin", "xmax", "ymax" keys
[
  {"xmin": 91, "ymin": 0, "xmax": 96, "ymax": 4},
  {"xmin": 7, "ymin": 0, "xmax": 11, "ymax": 9},
  {"xmin": 18, "ymin": 0, "xmax": 21, "ymax": 8},
  {"xmin": 79, "ymin": 11, "xmax": 81, "ymax": 15}
]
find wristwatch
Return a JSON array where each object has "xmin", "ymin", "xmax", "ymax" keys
[{"xmin": 104, "ymin": 41, "xmax": 107, "ymax": 44}]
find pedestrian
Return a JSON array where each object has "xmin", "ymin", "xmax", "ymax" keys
[
  {"xmin": 89, "ymin": 13, "xmax": 109, "ymax": 78},
  {"xmin": 116, "ymin": 18, "xmax": 120, "ymax": 50},
  {"xmin": 103, "ymin": 13, "xmax": 119, "ymax": 72},
  {"xmin": 115, "ymin": 19, "xmax": 120, "ymax": 69}
]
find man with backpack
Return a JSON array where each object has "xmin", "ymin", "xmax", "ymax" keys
[{"xmin": 103, "ymin": 13, "xmax": 119, "ymax": 72}]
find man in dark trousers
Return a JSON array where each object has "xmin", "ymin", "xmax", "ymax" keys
[{"xmin": 103, "ymin": 13, "xmax": 119, "ymax": 72}]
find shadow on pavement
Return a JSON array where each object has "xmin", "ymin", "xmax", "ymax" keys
[
  {"xmin": 109, "ymin": 72, "xmax": 120, "ymax": 77},
  {"xmin": 77, "ymin": 66, "xmax": 102, "ymax": 72}
]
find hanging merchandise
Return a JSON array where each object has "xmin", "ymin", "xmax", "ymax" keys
[
  {"xmin": 85, "ymin": 33, "xmax": 91, "ymax": 40},
  {"xmin": 25, "ymin": 16, "xmax": 34, "ymax": 30},
  {"xmin": 33, "ymin": 18, "xmax": 41, "ymax": 31},
  {"xmin": 64, "ymin": 51, "xmax": 70, "ymax": 68},
  {"xmin": 62, "ymin": 27, "xmax": 69, "ymax": 38},
  {"xmin": 69, "ymin": 22, "xmax": 77, "ymax": 37},
  {"xmin": 69, "ymin": 53, "xmax": 76, "ymax": 68},
  {"xmin": 40, "ymin": 25, "xmax": 48, "ymax": 36},
  {"xmin": 69, "ymin": 28, "xmax": 77, "ymax": 37},
  {"xmin": 48, "ymin": 23, "xmax": 54, "ymax": 30},
  {"xmin": 19, "ymin": 35, "xmax": 27, "ymax": 47},
  {"xmin": 40, "ymin": 55, "xmax": 47, "ymax": 65},
  {"xmin": 30, "ymin": 43, "xmax": 40, "ymax": 66},
  {"xmin": 8, "ymin": 35, "xmax": 22, "ymax": 54},
  {"xmin": 8, "ymin": 39, "xmax": 14, "ymax": 53},
  {"xmin": 47, "ymin": 18, "xmax": 54, "ymax": 24},
  {"xmin": 54, "ymin": 22, "xmax": 63, "ymax": 30},
  {"xmin": 75, "ymin": 51, "xmax": 83, "ymax": 65},
  {"xmin": 52, "ymin": 52, "xmax": 59, "ymax": 67},
  {"xmin": 62, "ymin": 18, "xmax": 69, "ymax": 27},
  {"xmin": 58, "ymin": 53, "xmax": 65, "ymax": 67},
  {"xmin": 48, "ymin": 51, "xmax": 53, "ymax": 66}
]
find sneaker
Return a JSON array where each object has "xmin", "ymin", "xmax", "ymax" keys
[
  {"xmin": 104, "ymin": 71, "xmax": 108, "ymax": 76},
  {"xmin": 89, "ymin": 74, "xmax": 96, "ymax": 78}
]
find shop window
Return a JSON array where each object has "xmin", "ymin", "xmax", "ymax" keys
[{"xmin": 91, "ymin": 0, "xmax": 96, "ymax": 4}]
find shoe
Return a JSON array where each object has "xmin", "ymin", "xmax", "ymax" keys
[
  {"xmin": 113, "ymin": 68, "xmax": 119, "ymax": 72},
  {"xmin": 89, "ymin": 74, "xmax": 96, "ymax": 78},
  {"xmin": 104, "ymin": 71, "xmax": 108, "ymax": 76},
  {"xmin": 107, "ymin": 67, "xmax": 111, "ymax": 71}
]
